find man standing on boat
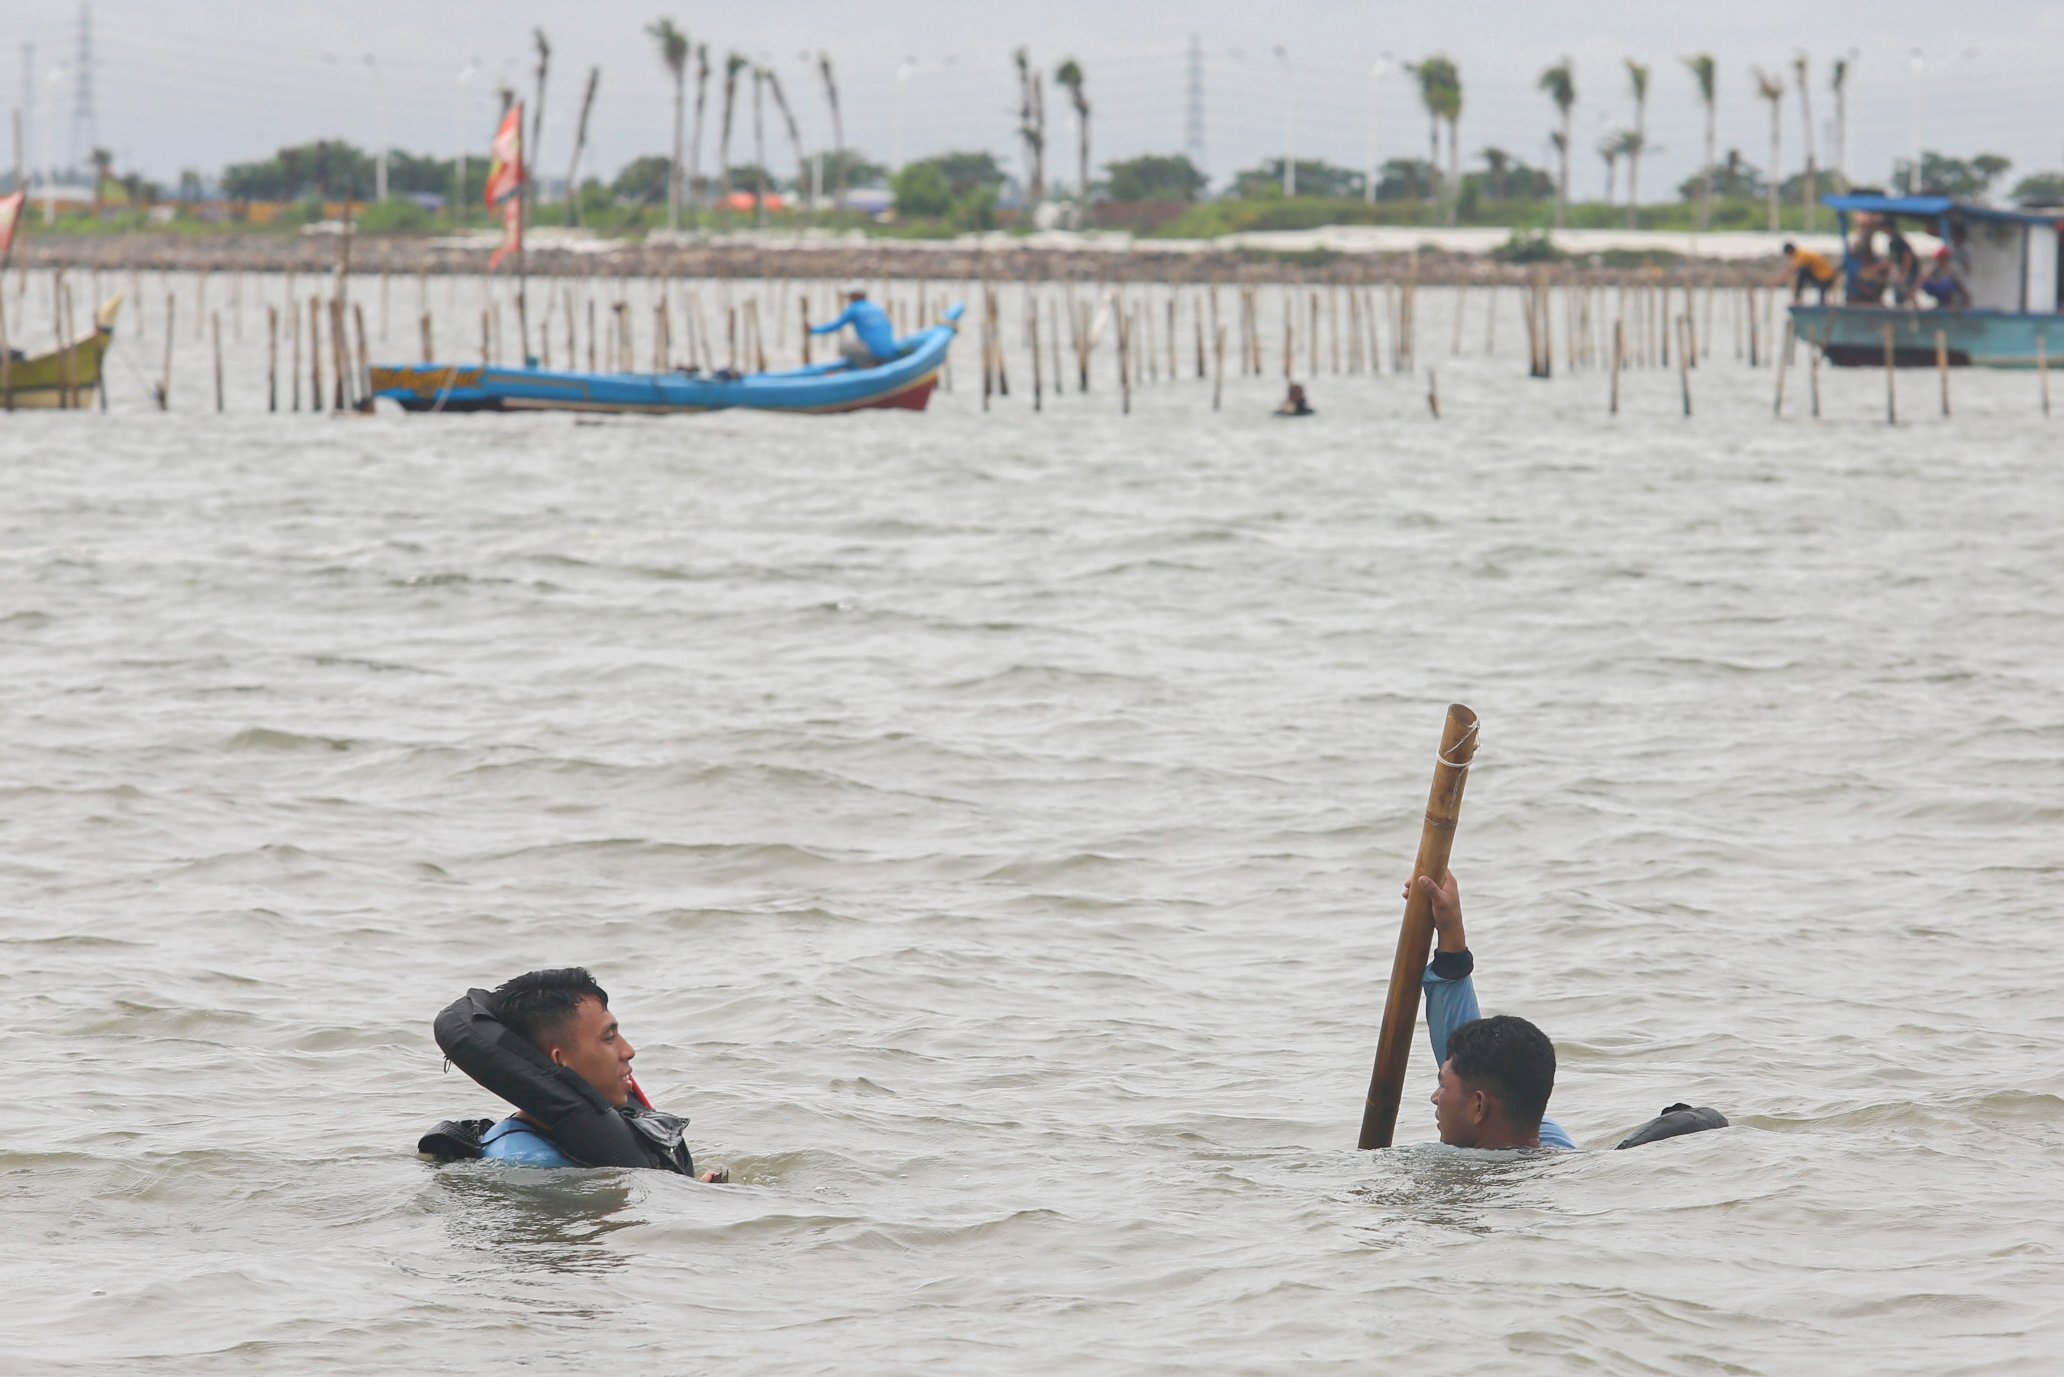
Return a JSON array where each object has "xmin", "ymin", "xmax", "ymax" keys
[{"xmin": 811, "ymin": 281, "xmax": 901, "ymax": 369}]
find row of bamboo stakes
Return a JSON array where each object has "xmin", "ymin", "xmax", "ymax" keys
[{"xmin": 1, "ymin": 262, "xmax": 2054, "ymax": 420}]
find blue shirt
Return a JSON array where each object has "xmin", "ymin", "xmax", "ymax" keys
[
  {"xmin": 809, "ymin": 299, "xmax": 900, "ymax": 361},
  {"xmin": 1422, "ymin": 957, "xmax": 1576, "ymax": 1150},
  {"xmin": 479, "ymin": 1115, "xmax": 577, "ymax": 1167}
]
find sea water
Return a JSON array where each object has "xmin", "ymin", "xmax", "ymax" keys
[{"xmin": 3, "ymin": 280, "xmax": 2061, "ymax": 1374}]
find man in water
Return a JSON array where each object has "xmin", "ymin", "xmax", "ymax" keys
[
  {"xmin": 479, "ymin": 967, "xmax": 725, "ymax": 1180},
  {"xmin": 1275, "ymin": 382, "xmax": 1314, "ymax": 416},
  {"xmin": 809, "ymin": 281, "xmax": 900, "ymax": 369},
  {"xmin": 1411, "ymin": 873, "xmax": 1574, "ymax": 1150}
]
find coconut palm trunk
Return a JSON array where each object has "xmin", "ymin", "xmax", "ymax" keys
[
  {"xmin": 1625, "ymin": 60, "xmax": 1649, "ymax": 230},
  {"xmin": 689, "ymin": 47, "xmax": 710, "ymax": 213},
  {"xmin": 765, "ymin": 69, "xmax": 808, "ymax": 216},
  {"xmin": 1794, "ymin": 55, "xmax": 1816, "ymax": 232},
  {"xmin": 818, "ymin": 54, "xmax": 846, "ymax": 211},
  {"xmin": 647, "ymin": 21, "xmax": 689, "ymax": 230},
  {"xmin": 564, "ymin": 66, "xmax": 599, "ymax": 227},
  {"xmin": 1684, "ymin": 54, "xmax": 1716, "ymax": 234},
  {"xmin": 1538, "ymin": 60, "xmax": 1575, "ymax": 232},
  {"xmin": 750, "ymin": 67, "xmax": 770, "ymax": 225},
  {"xmin": 1056, "ymin": 59, "xmax": 1089, "ymax": 224},
  {"xmin": 718, "ymin": 53, "xmax": 746, "ymax": 216},
  {"xmin": 1754, "ymin": 68, "xmax": 1784, "ymax": 233}
]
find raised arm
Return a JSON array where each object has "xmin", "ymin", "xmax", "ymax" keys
[
  {"xmin": 809, "ymin": 303, "xmax": 856, "ymax": 336},
  {"xmin": 1409, "ymin": 874, "xmax": 1574, "ymax": 1149}
]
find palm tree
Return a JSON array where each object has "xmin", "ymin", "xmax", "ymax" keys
[
  {"xmin": 1482, "ymin": 147, "xmax": 1512, "ymax": 201},
  {"xmin": 764, "ymin": 67, "xmax": 808, "ymax": 214},
  {"xmin": 564, "ymin": 66, "xmax": 600, "ymax": 227},
  {"xmin": 1684, "ymin": 54, "xmax": 1717, "ymax": 233},
  {"xmin": 1598, "ymin": 133, "xmax": 1622, "ymax": 205},
  {"xmin": 818, "ymin": 53, "xmax": 846, "ymax": 211},
  {"xmin": 1753, "ymin": 67, "xmax": 1784, "ymax": 232},
  {"xmin": 1793, "ymin": 53, "xmax": 1816, "ymax": 232},
  {"xmin": 1538, "ymin": 60, "xmax": 1575, "ymax": 230},
  {"xmin": 1055, "ymin": 59, "xmax": 1090, "ymax": 219},
  {"xmin": 688, "ymin": 45, "xmax": 711, "ymax": 212},
  {"xmin": 718, "ymin": 52, "xmax": 747, "ymax": 215},
  {"xmin": 1830, "ymin": 57, "xmax": 1851, "ymax": 192},
  {"xmin": 1409, "ymin": 57, "xmax": 1461, "ymax": 224},
  {"xmin": 530, "ymin": 29, "xmax": 550, "ymax": 211},
  {"xmin": 1015, "ymin": 48, "xmax": 1047, "ymax": 205},
  {"xmin": 647, "ymin": 20, "xmax": 690, "ymax": 230},
  {"xmin": 1624, "ymin": 60, "xmax": 1650, "ymax": 228}
]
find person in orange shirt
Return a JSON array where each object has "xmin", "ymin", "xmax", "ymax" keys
[{"xmin": 1781, "ymin": 241, "xmax": 1838, "ymax": 302}]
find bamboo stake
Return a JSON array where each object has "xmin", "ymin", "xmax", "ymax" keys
[
  {"xmin": 291, "ymin": 296, "xmax": 302, "ymax": 411},
  {"xmin": 157, "ymin": 293, "xmax": 175, "ymax": 411},
  {"xmin": 1358, "ymin": 703, "xmax": 1480, "ymax": 1151},
  {"xmin": 799, "ymin": 297, "xmax": 812, "ymax": 365},
  {"xmin": 1426, "ymin": 368, "xmax": 1440, "ymax": 419},
  {"xmin": 310, "ymin": 297, "xmax": 325, "ymax": 412},
  {"xmin": 1609, "ymin": 319, "xmax": 1623, "ymax": 415},
  {"xmin": 1773, "ymin": 320, "xmax": 1793, "ymax": 417},
  {"xmin": 331, "ymin": 297, "xmax": 352, "ymax": 410},
  {"xmin": 1677, "ymin": 316, "xmax": 1692, "ymax": 417},
  {"xmin": 267, "ymin": 305, "xmax": 279, "ymax": 411},
  {"xmin": 1936, "ymin": 330, "xmax": 1950, "ymax": 417},
  {"xmin": 420, "ymin": 311, "xmax": 433, "ymax": 364},
  {"xmin": 2040, "ymin": 335, "xmax": 2052, "ymax": 418},
  {"xmin": 1212, "ymin": 321, "xmax": 1225, "ymax": 411},
  {"xmin": 212, "ymin": 312, "xmax": 224, "ymax": 412},
  {"xmin": 353, "ymin": 303, "xmax": 370, "ymax": 408},
  {"xmin": 1029, "ymin": 305, "xmax": 1043, "ymax": 412},
  {"xmin": 1882, "ymin": 323, "xmax": 1897, "ymax": 425}
]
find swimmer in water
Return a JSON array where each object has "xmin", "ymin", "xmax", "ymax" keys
[
  {"xmin": 1409, "ymin": 872, "xmax": 1573, "ymax": 1150},
  {"xmin": 476, "ymin": 967, "xmax": 726, "ymax": 1180},
  {"xmin": 1275, "ymin": 382, "xmax": 1314, "ymax": 416}
]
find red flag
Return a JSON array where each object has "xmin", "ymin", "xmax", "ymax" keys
[
  {"xmin": 490, "ymin": 194, "xmax": 521, "ymax": 271},
  {"xmin": 485, "ymin": 103, "xmax": 523, "ymax": 210},
  {"xmin": 0, "ymin": 191, "xmax": 24, "ymax": 257},
  {"xmin": 484, "ymin": 103, "xmax": 523, "ymax": 271}
]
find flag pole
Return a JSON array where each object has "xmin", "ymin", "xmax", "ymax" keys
[{"xmin": 517, "ymin": 101, "xmax": 529, "ymax": 364}]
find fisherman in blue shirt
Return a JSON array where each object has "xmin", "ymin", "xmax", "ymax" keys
[
  {"xmin": 1411, "ymin": 871, "xmax": 1575, "ymax": 1151},
  {"xmin": 810, "ymin": 281, "xmax": 902, "ymax": 369}
]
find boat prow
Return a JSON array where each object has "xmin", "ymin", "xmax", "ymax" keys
[{"xmin": 2, "ymin": 293, "xmax": 122, "ymax": 410}]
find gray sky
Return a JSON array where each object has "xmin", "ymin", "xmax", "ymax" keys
[{"xmin": 5, "ymin": 0, "xmax": 2061, "ymax": 198}]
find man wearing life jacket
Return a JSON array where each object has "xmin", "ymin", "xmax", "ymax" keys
[
  {"xmin": 466, "ymin": 967, "xmax": 725, "ymax": 1180},
  {"xmin": 809, "ymin": 281, "xmax": 901, "ymax": 369}
]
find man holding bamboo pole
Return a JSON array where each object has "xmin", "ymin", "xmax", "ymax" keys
[{"xmin": 1411, "ymin": 871, "xmax": 1573, "ymax": 1151}]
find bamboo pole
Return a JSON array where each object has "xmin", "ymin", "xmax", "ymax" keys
[
  {"xmin": 1609, "ymin": 320, "xmax": 1623, "ymax": 415},
  {"xmin": 212, "ymin": 312, "xmax": 224, "ymax": 412},
  {"xmin": 1029, "ymin": 304, "xmax": 1043, "ymax": 412},
  {"xmin": 1426, "ymin": 368, "xmax": 1439, "ymax": 419},
  {"xmin": 1212, "ymin": 321, "xmax": 1225, "ymax": 411},
  {"xmin": 2040, "ymin": 336, "xmax": 2051, "ymax": 418},
  {"xmin": 1677, "ymin": 316, "xmax": 1692, "ymax": 417},
  {"xmin": 331, "ymin": 297, "xmax": 352, "ymax": 410},
  {"xmin": 1358, "ymin": 703, "xmax": 1480, "ymax": 1151},
  {"xmin": 1882, "ymin": 323, "xmax": 1897, "ymax": 425},
  {"xmin": 311, "ymin": 297, "xmax": 325, "ymax": 412},
  {"xmin": 1773, "ymin": 320, "xmax": 1793, "ymax": 417},
  {"xmin": 291, "ymin": 296, "xmax": 302, "ymax": 411},
  {"xmin": 1936, "ymin": 330, "xmax": 1950, "ymax": 417},
  {"xmin": 157, "ymin": 293, "xmax": 175, "ymax": 411},
  {"xmin": 267, "ymin": 305, "xmax": 279, "ymax": 411},
  {"xmin": 353, "ymin": 303, "xmax": 370, "ymax": 408},
  {"xmin": 421, "ymin": 311, "xmax": 434, "ymax": 364}
]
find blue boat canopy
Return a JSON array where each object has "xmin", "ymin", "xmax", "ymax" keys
[{"xmin": 1821, "ymin": 193, "xmax": 2060, "ymax": 225}]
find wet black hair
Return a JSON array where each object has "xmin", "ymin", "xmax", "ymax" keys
[
  {"xmin": 490, "ymin": 967, "xmax": 609, "ymax": 1051},
  {"xmin": 1447, "ymin": 1015, "xmax": 1556, "ymax": 1131},
  {"xmin": 1782, "ymin": 241, "xmax": 1798, "ymax": 254}
]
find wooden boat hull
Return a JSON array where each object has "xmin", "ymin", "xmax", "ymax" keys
[
  {"xmin": 1790, "ymin": 304, "xmax": 2064, "ymax": 369},
  {"xmin": 372, "ymin": 304, "xmax": 961, "ymax": 415},
  {"xmin": 2, "ymin": 295, "xmax": 123, "ymax": 409}
]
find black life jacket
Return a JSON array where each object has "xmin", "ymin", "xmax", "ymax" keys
[
  {"xmin": 426, "ymin": 989, "xmax": 696, "ymax": 1175},
  {"xmin": 1614, "ymin": 1102, "xmax": 1728, "ymax": 1150}
]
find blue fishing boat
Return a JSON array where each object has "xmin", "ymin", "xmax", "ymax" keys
[
  {"xmin": 371, "ymin": 304, "xmax": 963, "ymax": 413},
  {"xmin": 1791, "ymin": 194, "xmax": 2064, "ymax": 367}
]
